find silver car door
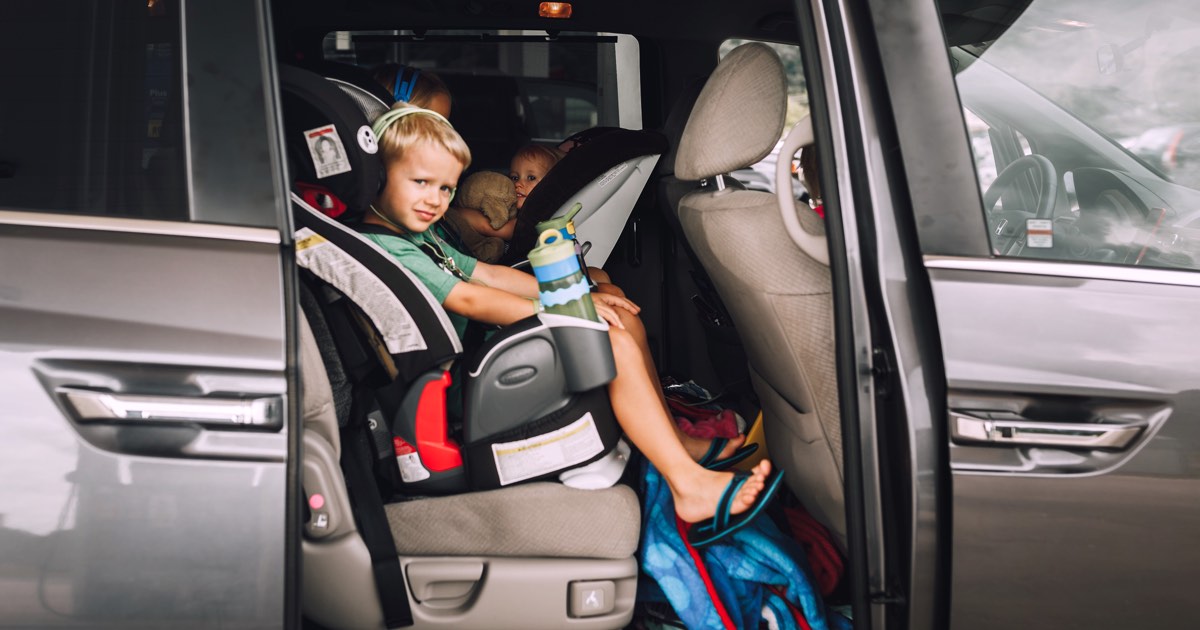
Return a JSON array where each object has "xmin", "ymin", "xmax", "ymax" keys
[
  {"xmin": 0, "ymin": 1, "xmax": 296, "ymax": 627},
  {"xmin": 845, "ymin": 0, "xmax": 1200, "ymax": 628}
]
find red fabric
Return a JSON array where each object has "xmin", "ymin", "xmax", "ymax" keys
[
  {"xmin": 668, "ymin": 399, "xmax": 740, "ymax": 439},
  {"xmin": 784, "ymin": 506, "xmax": 844, "ymax": 596},
  {"xmin": 812, "ymin": 204, "xmax": 825, "ymax": 219},
  {"xmin": 675, "ymin": 515, "xmax": 737, "ymax": 630}
]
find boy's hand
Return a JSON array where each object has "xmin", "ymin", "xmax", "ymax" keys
[
  {"xmin": 592, "ymin": 292, "xmax": 640, "ymax": 316},
  {"xmin": 593, "ymin": 301, "xmax": 627, "ymax": 330}
]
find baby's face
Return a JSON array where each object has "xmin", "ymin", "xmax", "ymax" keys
[{"xmin": 509, "ymin": 155, "xmax": 551, "ymax": 209}]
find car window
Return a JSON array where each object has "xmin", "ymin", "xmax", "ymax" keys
[
  {"xmin": 1, "ymin": 1, "xmax": 188, "ymax": 221},
  {"xmin": 323, "ymin": 30, "xmax": 633, "ymax": 164},
  {"xmin": 720, "ymin": 39, "xmax": 809, "ymax": 195},
  {"xmin": 947, "ymin": 0, "xmax": 1200, "ymax": 271}
]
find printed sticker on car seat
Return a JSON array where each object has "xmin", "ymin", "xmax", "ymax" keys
[
  {"xmin": 395, "ymin": 437, "xmax": 431, "ymax": 483},
  {"xmin": 1026, "ymin": 219, "xmax": 1053, "ymax": 248},
  {"xmin": 491, "ymin": 413, "xmax": 605, "ymax": 486},
  {"xmin": 304, "ymin": 124, "xmax": 352, "ymax": 179}
]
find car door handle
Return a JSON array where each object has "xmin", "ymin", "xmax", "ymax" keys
[
  {"xmin": 950, "ymin": 411, "xmax": 1144, "ymax": 450},
  {"xmin": 59, "ymin": 387, "xmax": 283, "ymax": 429}
]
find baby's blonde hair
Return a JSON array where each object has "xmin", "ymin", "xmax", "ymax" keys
[
  {"xmin": 375, "ymin": 103, "xmax": 472, "ymax": 170},
  {"xmin": 512, "ymin": 143, "xmax": 565, "ymax": 171}
]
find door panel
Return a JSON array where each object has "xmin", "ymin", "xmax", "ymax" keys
[
  {"xmin": 0, "ymin": 221, "xmax": 287, "ymax": 627},
  {"xmin": 928, "ymin": 261, "xmax": 1200, "ymax": 630}
]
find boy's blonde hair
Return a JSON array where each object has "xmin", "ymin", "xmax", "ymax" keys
[
  {"xmin": 512, "ymin": 143, "xmax": 565, "ymax": 171},
  {"xmin": 375, "ymin": 103, "xmax": 472, "ymax": 170}
]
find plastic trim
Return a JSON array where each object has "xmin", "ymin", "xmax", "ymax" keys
[
  {"xmin": 0, "ymin": 209, "xmax": 281, "ymax": 243},
  {"xmin": 924, "ymin": 255, "xmax": 1200, "ymax": 287}
]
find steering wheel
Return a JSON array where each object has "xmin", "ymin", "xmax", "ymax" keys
[{"xmin": 982, "ymin": 154, "xmax": 1058, "ymax": 254}]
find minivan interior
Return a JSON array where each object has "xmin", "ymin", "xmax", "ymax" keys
[{"xmin": 270, "ymin": 1, "xmax": 857, "ymax": 628}]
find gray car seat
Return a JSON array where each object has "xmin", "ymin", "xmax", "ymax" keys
[
  {"xmin": 281, "ymin": 65, "xmax": 641, "ymax": 629},
  {"xmin": 674, "ymin": 43, "xmax": 845, "ymax": 547}
]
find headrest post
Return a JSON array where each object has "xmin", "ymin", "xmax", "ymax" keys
[{"xmin": 714, "ymin": 174, "xmax": 726, "ymax": 191}]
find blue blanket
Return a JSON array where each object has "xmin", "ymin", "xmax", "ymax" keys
[{"xmin": 639, "ymin": 462, "xmax": 853, "ymax": 630}]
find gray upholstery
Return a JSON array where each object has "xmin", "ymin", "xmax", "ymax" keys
[
  {"xmin": 386, "ymin": 483, "xmax": 641, "ymax": 559},
  {"xmin": 675, "ymin": 44, "xmax": 845, "ymax": 546},
  {"xmin": 675, "ymin": 43, "xmax": 787, "ymax": 181}
]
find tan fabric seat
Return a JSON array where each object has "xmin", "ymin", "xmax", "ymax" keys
[{"xmin": 674, "ymin": 43, "xmax": 846, "ymax": 547}]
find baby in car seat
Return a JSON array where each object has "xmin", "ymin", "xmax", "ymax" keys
[{"xmin": 360, "ymin": 102, "xmax": 784, "ymax": 547}]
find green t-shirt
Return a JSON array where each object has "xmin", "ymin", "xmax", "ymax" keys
[{"xmin": 361, "ymin": 227, "xmax": 478, "ymax": 342}]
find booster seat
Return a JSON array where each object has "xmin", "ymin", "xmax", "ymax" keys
[{"xmin": 280, "ymin": 64, "xmax": 626, "ymax": 495}]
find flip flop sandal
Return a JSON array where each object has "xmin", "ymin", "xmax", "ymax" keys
[
  {"xmin": 698, "ymin": 437, "xmax": 759, "ymax": 471},
  {"xmin": 685, "ymin": 469, "xmax": 785, "ymax": 548}
]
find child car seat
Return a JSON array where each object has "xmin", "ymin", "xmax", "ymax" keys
[
  {"xmin": 501, "ymin": 128, "xmax": 668, "ymax": 267},
  {"xmin": 281, "ymin": 65, "xmax": 640, "ymax": 629},
  {"xmin": 281, "ymin": 64, "xmax": 627, "ymax": 494}
]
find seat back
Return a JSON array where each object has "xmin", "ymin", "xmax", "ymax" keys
[
  {"xmin": 502, "ymin": 128, "xmax": 667, "ymax": 267},
  {"xmin": 674, "ymin": 43, "xmax": 846, "ymax": 546}
]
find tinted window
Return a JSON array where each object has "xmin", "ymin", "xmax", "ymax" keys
[
  {"xmin": 323, "ymin": 30, "xmax": 623, "ymax": 168},
  {"xmin": 948, "ymin": 0, "xmax": 1200, "ymax": 271},
  {"xmin": 0, "ymin": 1, "xmax": 187, "ymax": 221}
]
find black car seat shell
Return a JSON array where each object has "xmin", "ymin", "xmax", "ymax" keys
[{"xmin": 280, "ymin": 65, "xmax": 641, "ymax": 629}]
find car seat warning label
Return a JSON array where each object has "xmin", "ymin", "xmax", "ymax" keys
[
  {"xmin": 491, "ymin": 413, "xmax": 604, "ymax": 486},
  {"xmin": 304, "ymin": 124, "xmax": 352, "ymax": 179},
  {"xmin": 395, "ymin": 437, "xmax": 432, "ymax": 483}
]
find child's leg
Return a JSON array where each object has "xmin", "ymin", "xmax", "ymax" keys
[
  {"xmin": 613, "ymin": 305, "xmax": 748, "ymax": 463},
  {"xmin": 606, "ymin": 326, "xmax": 770, "ymax": 523}
]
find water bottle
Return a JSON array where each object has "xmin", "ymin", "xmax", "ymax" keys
[
  {"xmin": 536, "ymin": 203, "xmax": 593, "ymax": 288},
  {"xmin": 528, "ymin": 227, "xmax": 600, "ymax": 322}
]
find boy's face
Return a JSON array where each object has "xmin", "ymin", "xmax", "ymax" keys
[
  {"xmin": 509, "ymin": 154, "xmax": 551, "ymax": 209},
  {"xmin": 374, "ymin": 142, "xmax": 463, "ymax": 233}
]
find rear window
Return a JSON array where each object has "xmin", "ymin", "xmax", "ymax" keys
[{"xmin": 322, "ymin": 30, "xmax": 636, "ymax": 169}]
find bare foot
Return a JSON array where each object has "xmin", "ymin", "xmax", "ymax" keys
[
  {"xmin": 681, "ymin": 432, "xmax": 747, "ymax": 464},
  {"xmin": 671, "ymin": 459, "xmax": 772, "ymax": 524}
]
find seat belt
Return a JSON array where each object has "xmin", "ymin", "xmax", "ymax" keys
[
  {"xmin": 302, "ymin": 271, "xmax": 414, "ymax": 627},
  {"xmin": 340, "ymin": 389, "xmax": 415, "ymax": 628}
]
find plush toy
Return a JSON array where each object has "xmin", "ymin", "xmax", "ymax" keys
[{"xmin": 442, "ymin": 171, "xmax": 518, "ymax": 263}]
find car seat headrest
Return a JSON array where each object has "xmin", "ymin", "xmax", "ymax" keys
[
  {"xmin": 503, "ymin": 128, "xmax": 668, "ymax": 264},
  {"xmin": 675, "ymin": 43, "xmax": 787, "ymax": 181},
  {"xmin": 280, "ymin": 64, "xmax": 384, "ymax": 221},
  {"xmin": 655, "ymin": 77, "xmax": 707, "ymax": 177}
]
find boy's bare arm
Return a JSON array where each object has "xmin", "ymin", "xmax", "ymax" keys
[
  {"xmin": 444, "ymin": 280, "xmax": 632, "ymax": 329},
  {"xmin": 443, "ymin": 281, "xmax": 538, "ymax": 326},
  {"xmin": 471, "ymin": 261, "xmax": 538, "ymax": 297}
]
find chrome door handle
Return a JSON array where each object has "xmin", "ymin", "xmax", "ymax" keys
[
  {"xmin": 950, "ymin": 412, "xmax": 1143, "ymax": 450},
  {"xmin": 59, "ymin": 387, "xmax": 282, "ymax": 428}
]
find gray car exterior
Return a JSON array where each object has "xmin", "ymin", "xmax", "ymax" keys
[{"xmin": 0, "ymin": 0, "xmax": 297, "ymax": 626}]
